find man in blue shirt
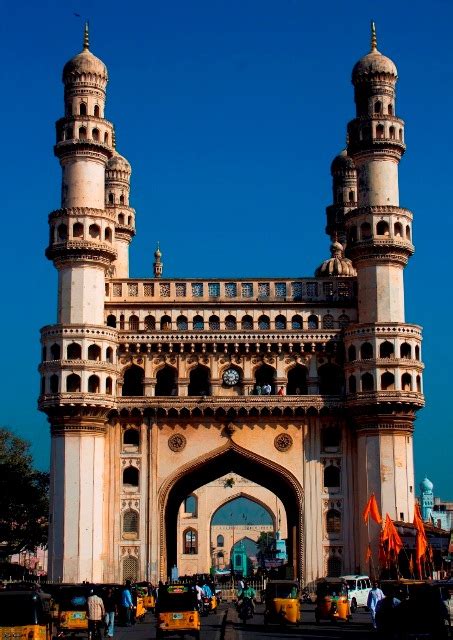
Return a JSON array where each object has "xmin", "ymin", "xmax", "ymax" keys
[{"xmin": 121, "ymin": 581, "xmax": 134, "ymax": 627}]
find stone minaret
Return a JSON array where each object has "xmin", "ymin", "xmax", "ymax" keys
[
  {"xmin": 325, "ymin": 149, "xmax": 357, "ymax": 246},
  {"xmin": 41, "ymin": 25, "xmax": 117, "ymax": 582},
  {"xmin": 343, "ymin": 23, "xmax": 424, "ymax": 568},
  {"xmin": 106, "ymin": 150, "xmax": 135, "ymax": 277},
  {"xmin": 153, "ymin": 243, "xmax": 163, "ymax": 278}
]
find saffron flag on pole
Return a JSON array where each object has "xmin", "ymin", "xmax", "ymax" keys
[
  {"xmin": 365, "ymin": 543, "xmax": 372, "ymax": 563},
  {"xmin": 363, "ymin": 494, "xmax": 382, "ymax": 525},
  {"xmin": 413, "ymin": 503, "xmax": 428, "ymax": 562},
  {"xmin": 385, "ymin": 514, "xmax": 403, "ymax": 558}
]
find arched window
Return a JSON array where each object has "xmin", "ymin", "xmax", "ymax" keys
[
  {"xmin": 184, "ymin": 495, "xmax": 197, "ymax": 517},
  {"xmin": 307, "ymin": 314, "xmax": 319, "ymax": 330},
  {"xmin": 416, "ymin": 375, "xmax": 422, "ymax": 392},
  {"xmin": 183, "ymin": 529, "xmax": 197, "ymax": 554},
  {"xmin": 326, "ymin": 509, "xmax": 341, "ymax": 534},
  {"xmin": 379, "ymin": 341, "xmax": 394, "ymax": 358},
  {"xmin": 88, "ymin": 375, "xmax": 100, "ymax": 393},
  {"xmin": 123, "ymin": 509, "xmax": 139, "ymax": 537},
  {"xmin": 327, "ymin": 556, "xmax": 342, "ymax": 577},
  {"xmin": 144, "ymin": 315, "xmax": 155, "ymax": 331},
  {"xmin": 122, "ymin": 365, "xmax": 144, "ymax": 396},
  {"xmin": 66, "ymin": 102, "xmax": 73, "ymax": 116},
  {"xmin": 394, "ymin": 222, "xmax": 403, "ymax": 237},
  {"xmin": 160, "ymin": 315, "xmax": 171, "ymax": 330},
  {"xmin": 66, "ymin": 373, "xmax": 81, "ymax": 392},
  {"xmin": 258, "ymin": 315, "xmax": 270, "ymax": 330},
  {"xmin": 107, "ymin": 314, "xmax": 117, "ymax": 328},
  {"xmin": 318, "ymin": 364, "xmax": 344, "ymax": 395},
  {"xmin": 67, "ymin": 342, "xmax": 82, "ymax": 359},
  {"xmin": 360, "ymin": 342, "xmax": 373, "ymax": 359},
  {"xmin": 129, "ymin": 315, "xmax": 139, "ymax": 331},
  {"xmin": 381, "ymin": 372, "xmax": 395, "ymax": 391},
  {"xmin": 123, "ymin": 466, "xmax": 139, "ymax": 488},
  {"xmin": 388, "ymin": 103, "xmax": 393, "ymax": 115},
  {"xmin": 241, "ymin": 315, "xmax": 253, "ymax": 330},
  {"xmin": 406, "ymin": 225, "xmax": 411, "ymax": 240},
  {"xmin": 73, "ymin": 222, "xmax": 84, "ymax": 238},
  {"xmin": 104, "ymin": 132, "xmax": 109, "ymax": 144},
  {"xmin": 322, "ymin": 314, "xmax": 335, "ymax": 329},
  {"xmin": 255, "ymin": 364, "xmax": 276, "ymax": 393},
  {"xmin": 128, "ymin": 216, "xmax": 132, "ymax": 225},
  {"xmin": 348, "ymin": 375, "xmax": 357, "ymax": 393},
  {"xmin": 338, "ymin": 314, "xmax": 350, "ymax": 329},
  {"xmin": 57, "ymin": 223, "xmax": 67, "ymax": 241},
  {"xmin": 376, "ymin": 220, "xmax": 390, "ymax": 236},
  {"xmin": 399, "ymin": 128, "xmax": 403, "ymax": 141},
  {"xmin": 79, "ymin": 102, "xmax": 87, "ymax": 116},
  {"xmin": 50, "ymin": 343, "xmax": 61, "ymax": 360},
  {"xmin": 66, "ymin": 126, "xmax": 73, "ymax": 140},
  {"xmin": 88, "ymin": 344, "xmax": 101, "ymax": 361},
  {"xmin": 188, "ymin": 365, "xmax": 210, "ymax": 396},
  {"xmin": 376, "ymin": 124, "xmax": 385, "ymax": 139},
  {"xmin": 291, "ymin": 315, "xmax": 303, "ymax": 330},
  {"xmin": 400, "ymin": 343, "xmax": 412, "ymax": 359},
  {"xmin": 92, "ymin": 128, "xmax": 100, "ymax": 141},
  {"xmin": 374, "ymin": 101, "xmax": 382, "ymax": 114},
  {"xmin": 106, "ymin": 377, "xmax": 113, "ymax": 394},
  {"xmin": 401, "ymin": 373, "xmax": 412, "ymax": 391},
  {"xmin": 348, "ymin": 345, "xmax": 356, "ymax": 362},
  {"xmin": 106, "ymin": 347, "xmax": 113, "ymax": 363},
  {"xmin": 415, "ymin": 345, "xmax": 420, "ymax": 360},
  {"xmin": 104, "ymin": 227, "xmax": 112, "ymax": 242},
  {"xmin": 89, "ymin": 224, "xmax": 100, "ymax": 239},
  {"xmin": 94, "ymin": 104, "xmax": 100, "ymax": 117},
  {"xmin": 120, "ymin": 194, "xmax": 125, "ymax": 204},
  {"xmin": 349, "ymin": 190, "xmax": 355, "ymax": 202},
  {"xmin": 360, "ymin": 222, "xmax": 372, "ymax": 239},
  {"xmin": 123, "ymin": 428, "xmax": 140, "ymax": 450},
  {"xmin": 348, "ymin": 226, "xmax": 357, "ymax": 244},
  {"xmin": 122, "ymin": 556, "xmax": 138, "ymax": 583},
  {"xmin": 50, "ymin": 374, "xmax": 59, "ymax": 393},
  {"xmin": 286, "ymin": 365, "xmax": 308, "ymax": 395},
  {"xmin": 216, "ymin": 535, "xmax": 224, "ymax": 547},
  {"xmin": 209, "ymin": 315, "xmax": 220, "ymax": 330},
  {"xmin": 176, "ymin": 315, "xmax": 188, "ymax": 331},
  {"xmin": 78, "ymin": 126, "xmax": 87, "ymax": 140},
  {"xmin": 108, "ymin": 193, "xmax": 114, "ymax": 204},
  {"xmin": 118, "ymin": 212, "xmax": 124, "ymax": 223},
  {"xmin": 275, "ymin": 315, "xmax": 287, "ymax": 330},
  {"xmin": 193, "ymin": 315, "xmax": 204, "ymax": 330},
  {"xmin": 361, "ymin": 373, "xmax": 374, "ymax": 391},
  {"xmin": 120, "ymin": 314, "xmax": 125, "ymax": 330},
  {"xmin": 388, "ymin": 126, "xmax": 395, "ymax": 140},
  {"xmin": 324, "ymin": 465, "xmax": 340, "ymax": 489},
  {"xmin": 225, "ymin": 315, "xmax": 237, "ymax": 330},
  {"xmin": 155, "ymin": 365, "xmax": 178, "ymax": 396},
  {"xmin": 322, "ymin": 426, "xmax": 341, "ymax": 451}
]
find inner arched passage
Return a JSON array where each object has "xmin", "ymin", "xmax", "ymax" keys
[{"xmin": 160, "ymin": 443, "xmax": 303, "ymax": 581}]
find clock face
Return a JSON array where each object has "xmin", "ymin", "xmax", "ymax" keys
[{"xmin": 222, "ymin": 368, "xmax": 240, "ymax": 386}]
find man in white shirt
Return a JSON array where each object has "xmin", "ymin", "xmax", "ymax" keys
[{"xmin": 367, "ymin": 581, "xmax": 384, "ymax": 629}]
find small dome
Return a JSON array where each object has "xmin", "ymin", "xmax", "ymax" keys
[
  {"xmin": 63, "ymin": 25, "xmax": 108, "ymax": 83},
  {"xmin": 154, "ymin": 243, "xmax": 162, "ymax": 259},
  {"xmin": 331, "ymin": 149, "xmax": 355, "ymax": 175},
  {"xmin": 352, "ymin": 22, "xmax": 397, "ymax": 84},
  {"xmin": 107, "ymin": 152, "xmax": 131, "ymax": 174},
  {"xmin": 315, "ymin": 241, "xmax": 357, "ymax": 277},
  {"xmin": 420, "ymin": 477, "xmax": 434, "ymax": 493}
]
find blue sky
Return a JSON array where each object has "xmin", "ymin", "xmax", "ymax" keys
[{"xmin": 1, "ymin": 0, "xmax": 452, "ymax": 499}]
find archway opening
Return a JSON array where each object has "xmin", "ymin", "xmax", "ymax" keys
[
  {"xmin": 254, "ymin": 364, "xmax": 277, "ymax": 393},
  {"xmin": 155, "ymin": 365, "xmax": 178, "ymax": 396},
  {"xmin": 162, "ymin": 445, "xmax": 303, "ymax": 581},
  {"xmin": 286, "ymin": 365, "xmax": 308, "ymax": 395},
  {"xmin": 122, "ymin": 365, "xmax": 144, "ymax": 396},
  {"xmin": 188, "ymin": 364, "xmax": 211, "ymax": 396}
]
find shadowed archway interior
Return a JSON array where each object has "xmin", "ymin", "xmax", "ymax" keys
[{"xmin": 162, "ymin": 444, "xmax": 303, "ymax": 580}]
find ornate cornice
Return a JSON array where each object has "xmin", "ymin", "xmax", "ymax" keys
[
  {"xmin": 344, "ymin": 323, "xmax": 422, "ymax": 340},
  {"xmin": 49, "ymin": 207, "xmax": 117, "ymax": 223},
  {"xmin": 48, "ymin": 412, "xmax": 108, "ymax": 436},
  {"xmin": 345, "ymin": 390, "xmax": 424, "ymax": 409},
  {"xmin": 39, "ymin": 392, "xmax": 115, "ymax": 413},
  {"xmin": 39, "ymin": 360, "xmax": 117, "ymax": 374},
  {"xmin": 344, "ymin": 205, "xmax": 413, "ymax": 221},
  {"xmin": 41, "ymin": 324, "xmax": 118, "ymax": 340},
  {"xmin": 344, "ymin": 358, "xmax": 424, "ymax": 372},
  {"xmin": 46, "ymin": 240, "xmax": 117, "ymax": 265}
]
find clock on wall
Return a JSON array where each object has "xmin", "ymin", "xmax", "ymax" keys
[{"xmin": 222, "ymin": 368, "xmax": 240, "ymax": 386}]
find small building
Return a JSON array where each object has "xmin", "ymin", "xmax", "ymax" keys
[{"xmin": 420, "ymin": 477, "xmax": 452, "ymax": 531}]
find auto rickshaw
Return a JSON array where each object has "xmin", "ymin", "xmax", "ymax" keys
[
  {"xmin": 0, "ymin": 589, "xmax": 52, "ymax": 640},
  {"xmin": 55, "ymin": 585, "xmax": 90, "ymax": 637},
  {"xmin": 131, "ymin": 587, "xmax": 146, "ymax": 622},
  {"xmin": 135, "ymin": 582, "xmax": 155, "ymax": 612},
  {"xmin": 263, "ymin": 580, "xmax": 301, "ymax": 626},
  {"xmin": 155, "ymin": 584, "xmax": 200, "ymax": 639},
  {"xmin": 315, "ymin": 578, "xmax": 351, "ymax": 623}
]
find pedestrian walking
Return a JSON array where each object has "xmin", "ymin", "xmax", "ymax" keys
[
  {"xmin": 87, "ymin": 589, "xmax": 105, "ymax": 640},
  {"xmin": 120, "ymin": 581, "xmax": 134, "ymax": 627},
  {"xmin": 367, "ymin": 580, "xmax": 384, "ymax": 629},
  {"xmin": 102, "ymin": 587, "xmax": 117, "ymax": 638}
]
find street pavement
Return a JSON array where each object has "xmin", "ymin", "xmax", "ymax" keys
[{"xmin": 112, "ymin": 602, "xmax": 376, "ymax": 639}]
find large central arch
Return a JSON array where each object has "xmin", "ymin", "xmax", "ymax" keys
[{"xmin": 159, "ymin": 441, "xmax": 304, "ymax": 581}]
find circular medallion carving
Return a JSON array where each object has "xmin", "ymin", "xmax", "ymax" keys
[
  {"xmin": 168, "ymin": 433, "xmax": 187, "ymax": 452},
  {"xmin": 274, "ymin": 433, "xmax": 293, "ymax": 452}
]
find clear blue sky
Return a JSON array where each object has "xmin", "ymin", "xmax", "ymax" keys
[
  {"xmin": 1, "ymin": 0, "xmax": 452, "ymax": 499},
  {"xmin": 212, "ymin": 497, "xmax": 273, "ymax": 525}
]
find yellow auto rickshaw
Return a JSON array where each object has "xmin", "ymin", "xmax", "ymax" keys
[
  {"xmin": 315, "ymin": 578, "xmax": 351, "ymax": 623},
  {"xmin": 263, "ymin": 580, "xmax": 301, "ymax": 626},
  {"xmin": 156, "ymin": 584, "xmax": 200, "ymax": 640},
  {"xmin": 135, "ymin": 582, "xmax": 155, "ymax": 612},
  {"xmin": 0, "ymin": 589, "xmax": 52, "ymax": 640},
  {"xmin": 55, "ymin": 585, "xmax": 90, "ymax": 637}
]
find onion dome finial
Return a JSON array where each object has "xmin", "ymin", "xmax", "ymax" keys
[
  {"xmin": 83, "ymin": 21, "xmax": 90, "ymax": 51},
  {"xmin": 370, "ymin": 20, "xmax": 378, "ymax": 52}
]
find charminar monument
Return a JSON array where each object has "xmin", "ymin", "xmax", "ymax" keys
[{"xmin": 39, "ymin": 22, "xmax": 424, "ymax": 584}]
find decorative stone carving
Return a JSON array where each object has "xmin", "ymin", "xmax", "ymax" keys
[
  {"xmin": 168, "ymin": 433, "xmax": 187, "ymax": 452},
  {"xmin": 274, "ymin": 433, "xmax": 293, "ymax": 452}
]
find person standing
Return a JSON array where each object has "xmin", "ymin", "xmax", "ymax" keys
[
  {"xmin": 262, "ymin": 383, "xmax": 272, "ymax": 395},
  {"xmin": 367, "ymin": 580, "xmax": 384, "ymax": 629},
  {"xmin": 102, "ymin": 587, "xmax": 117, "ymax": 638},
  {"xmin": 120, "ymin": 581, "xmax": 134, "ymax": 627},
  {"xmin": 277, "ymin": 386, "xmax": 285, "ymax": 396},
  {"xmin": 87, "ymin": 589, "xmax": 105, "ymax": 640}
]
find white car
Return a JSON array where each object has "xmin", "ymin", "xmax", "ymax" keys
[{"xmin": 340, "ymin": 575, "xmax": 371, "ymax": 612}]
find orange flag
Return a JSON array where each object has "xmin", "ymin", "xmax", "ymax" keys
[
  {"xmin": 385, "ymin": 514, "xmax": 403, "ymax": 558},
  {"xmin": 378, "ymin": 530, "xmax": 388, "ymax": 566},
  {"xmin": 365, "ymin": 543, "xmax": 372, "ymax": 563},
  {"xmin": 413, "ymin": 504, "xmax": 427, "ymax": 562},
  {"xmin": 363, "ymin": 494, "xmax": 382, "ymax": 525},
  {"xmin": 409, "ymin": 555, "xmax": 414, "ymax": 575}
]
